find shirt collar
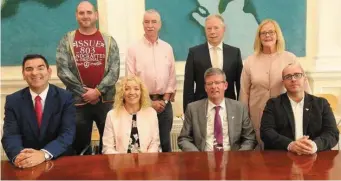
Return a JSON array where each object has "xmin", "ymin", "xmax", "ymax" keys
[
  {"xmin": 30, "ymin": 84, "xmax": 49, "ymax": 102},
  {"xmin": 143, "ymin": 35, "xmax": 159, "ymax": 46},
  {"xmin": 208, "ymin": 99, "xmax": 226, "ymax": 111},
  {"xmin": 208, "ymin": 41, "xmax": 223, "ymax": 50},
  {"xmin": 288, "ymin": 94, "xmax": 305, "ymax": 107}
]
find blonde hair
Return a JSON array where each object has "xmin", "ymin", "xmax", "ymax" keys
[
  {"xmin": 113, "ymin": 76, "xmax": 151, "ymax": 114},
  {"xmin": 254, "ymin": 19, "xmax": 285, "ymax": 55}
]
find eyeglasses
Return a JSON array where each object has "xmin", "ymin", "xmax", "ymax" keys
[
  {"xmin": 260, "ymin": 30, "xmax": 276, "ymax": 37},
  {"xmin": 282, "ymin": 73, "xmax": 304, "ymax": 80},
  {"xmin": 205, "ymin": 81, "xmax": 225, "ymax": 86}
]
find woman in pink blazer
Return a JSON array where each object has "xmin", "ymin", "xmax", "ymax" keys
[{"xmin": 102, "ymin": 76, "xmax": 160, "ymax": 154}]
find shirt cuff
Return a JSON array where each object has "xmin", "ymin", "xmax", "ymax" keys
[
  {"xmin": 95, "ymin": 88, "xmax": 102, "ymax": 96},
  {"xmin": 311, "ymin": 141, "xmax": 318, "ymax": 153},
  {"xmin": 41, "ymin": 149, "xmax": 53, "ymax": 160},
  {"xmin": 12, "ymin": 155, "xmax": 18, "ymax": 164},
  {"xmin": 287, "ymin": 141, "xmax": 294, "ymax": 151},
  {"xmin": 165, "ymin": 87, "xmax": 176, "ymax": 94}
]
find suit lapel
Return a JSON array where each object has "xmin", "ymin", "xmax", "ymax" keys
[
  {"xmin": 22, "ymin": 88, "xmax": 40, "ymax": 139},
  {"xmin": 122, "ymin": 107, "xmax": 132, "ymax": 152},
  {"xmin": 303, "ymin": 93, "xmax": 312, "ymax": 134},
  {"xmin": 39, "ymin": 85, "xmax": 57, "ymax": 140},
  {"xmin": 281, "ymin": 94, "xmax": 296, "ymax": 137},
  {"xmin": 225, "ymin": 98, "xmax": 234, "ymax": 147},
  {"xmin": 222, "ymin": 44, "xmax": 232, "ymax": 74},
  {"xmin": 198, "ymin": 100, "xmax": 208, "ymax": 149},
  {"xmin": 202, "ymin": 43, "xmax": 213, "ymax": 68}
]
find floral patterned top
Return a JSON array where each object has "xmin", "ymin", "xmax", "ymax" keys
[{"xmin": 127, "ymin": 114, "xmax": 140, "ymax": 153}]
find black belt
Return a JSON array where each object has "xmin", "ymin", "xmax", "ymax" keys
[{"xmin": 149, "ymin": 94, "xmax": 164, "ymax": 101}]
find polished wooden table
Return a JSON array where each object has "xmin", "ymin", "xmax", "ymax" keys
[{"xmin": 2, "ymin": 150, "xmax": 341, "ymax": 180}]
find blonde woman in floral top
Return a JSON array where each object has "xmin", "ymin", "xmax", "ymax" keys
[{"xmin": 102, "ymin": 76, "xmax": 160, "ymax": 154}]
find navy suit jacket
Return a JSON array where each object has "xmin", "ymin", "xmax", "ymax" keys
[
  {"xmin": 183, "ymin": 43, "xmax": 243, "ymax": 111},
  {"xmin": 1, "ymin": 84, "xmax": 76, "ymax": 161},
  {"xmin": 260, "ymin": 93, "xmax": 339, "ymax": 151}
]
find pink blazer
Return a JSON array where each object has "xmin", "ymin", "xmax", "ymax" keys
[{"xmin": 102, "ymin": 107, "xmax": 160, "ymax": 154}]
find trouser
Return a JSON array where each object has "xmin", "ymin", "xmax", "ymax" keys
[
  {"xmin": 157, "ymin": 102, "xmax": 173, "ymax": 152},
  {"xmin": 73, "ymin": 101, "xmax": 112, "ymax": 155}
]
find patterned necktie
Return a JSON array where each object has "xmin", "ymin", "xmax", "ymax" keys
[
  {"xmin": 214, "ymin": 106, "xmax": 223, "ymax": 151},
  {"xmin": 211, "ymin": 46, "xmax": 219, "ymax": 68},
  {"xmin": 35, "ymin": 96, "xmax": 43, "ymax": 128}
]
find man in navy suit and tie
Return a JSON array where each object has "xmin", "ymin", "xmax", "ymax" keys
[{"xmin": 2, "ymin": 54, "xmax": 76, "ymax": 168}]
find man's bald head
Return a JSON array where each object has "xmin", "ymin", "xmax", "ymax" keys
[{"xmin": 76, "ymin": 0, "xmax": 96, "ymax": 13}]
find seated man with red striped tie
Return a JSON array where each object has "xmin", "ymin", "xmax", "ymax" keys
[
  {"xmin": 1, "ymin": 54, "xmax": 76, "ymax": 168},
  {"xmin": 178, "ymin": 68, "xmax": 256, "ymax": 151}
]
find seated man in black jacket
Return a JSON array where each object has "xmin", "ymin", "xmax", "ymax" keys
[{"xmin": 260, "ymin": 63, "xmax": 339, "ymax": 155}]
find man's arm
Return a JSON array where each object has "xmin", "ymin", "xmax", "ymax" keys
[
  {"xmin": 165, "ymin": 46, "xmax": 177, "ymax": 96},
  {"xmin": 235, "ymin": 48, "xmax": 243, "ymax": 99},
  {"xmin": 96, "ymin": 36, "xmax": 120, "ymax": 94},
  {"xmin": 177, "ymin": 106, "xmax": 199, "ymax": 152},
  {"xmin": 183, "ymin": 48, "xmax": 195, "ymax": 112},
  {"xmin": 260, "ymin": 99, "xmax": 293, "ymax": 150},
  {"xmin": 239, "ymin": 104, "xmax": 257, "ymax": 150},
  {"xmin": 56, "ymin": 34, "xmax": 85, "ymax": 96},
  {"xmin": 312, "ymin": 98, "xmax": 339, "ymax": 151},
  {"xmin": 42, "ymin": 93, "xmax": 76, "ymax": 158},
  {"xmin": 1, "ymin": 96, "xmax": 25, "ymax": 162}
]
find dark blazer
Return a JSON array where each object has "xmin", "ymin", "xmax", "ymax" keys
[
  {"xmin": 260, "ymin": 93, "xmax": 339, "ymax": 151},
  {"xmin": 183, "ymin": 43, "xmax": 243, "ymax": 111},
  {"xmin": 1, "ymin": 84, "xmax": 76, "ymax": 161}
]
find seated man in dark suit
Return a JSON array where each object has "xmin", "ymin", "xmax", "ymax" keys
[
  {"xmin": 2, "ymin": 54, "xmax": 76, "ymax": 168},
  {"xmin": 261, "ymin": 63, "xmax": 339, "ymax": 154},
  {"xmin": 178, "ymin": 68, "xmax": 256, "ymax": 151}
]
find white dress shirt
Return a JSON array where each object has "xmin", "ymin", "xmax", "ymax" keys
[
  {"xmin": 288, "ymin": 95, "xmax": 304, "ymax": 141},
  {"xmin": 205, "ymin": 99, "xmax": 231, "ymax": 151},
  {"xmin": 288, "ymin": 95, "xmax": 317, "ymax": 153},
  {"xmin": 208, "ymin": 42, "xmax": 223, "ymax": 70}
]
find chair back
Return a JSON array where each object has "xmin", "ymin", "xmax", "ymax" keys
[{"xmin": 315, "ymin": 94, "xmax": 338, "ymax": 114}]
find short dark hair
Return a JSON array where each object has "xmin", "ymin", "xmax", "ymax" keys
[{"xmin": 22, "ymin": 54, "xmax": 49, "ymax": 71}]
